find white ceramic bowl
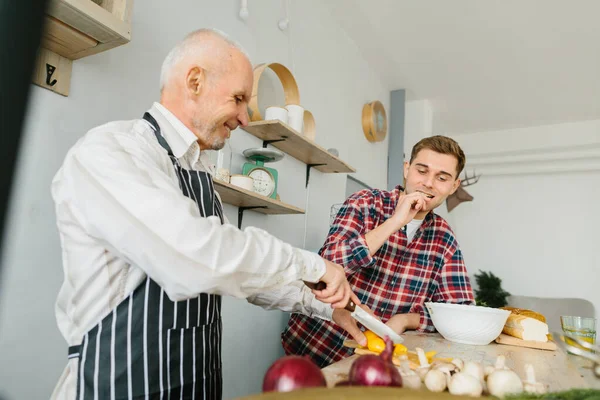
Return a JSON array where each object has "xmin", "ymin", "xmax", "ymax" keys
[{"xmin": 425, "ymin": 302, "xmax": 511, "ymax": 345}]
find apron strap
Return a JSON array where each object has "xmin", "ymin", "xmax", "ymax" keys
[
  {"xmin": 143, "ymin": 112, "xmax": 174, "ymax": 157},
  {"xmin": 68, "ymin": 345, "xmax": 81, "ymax": 359}
]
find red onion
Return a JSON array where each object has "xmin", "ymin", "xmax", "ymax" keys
[
  {"xmin": 262, "ymin": 355, "xmax": 327, "ymax": 392},
  {"xmin": 348, "ymin": 336, "xmax": 403, "ymax": 387}
]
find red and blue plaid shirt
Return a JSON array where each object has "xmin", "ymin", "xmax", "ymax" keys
[{"xmin": 281, "ymin": 186, "xmax": 475, "ymax": 367}]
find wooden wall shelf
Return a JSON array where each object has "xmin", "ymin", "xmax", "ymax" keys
[
  {"xmin": 242, "ymin": 121, "xmax": 356, "ymax": 174},
  {"xmin": 33, "ymin": 0, "xmax": 133, "ymax": 96},
  {"xmin": 214, "ymin": 180, "xmax": 304, "ymax": 228}
]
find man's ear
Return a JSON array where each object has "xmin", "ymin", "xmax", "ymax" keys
[
  {"xmin": 403, "ymin": 161, "xmax": 410, "ymax": 180},
  {"xmin": 186, "ymin": 66, "xmax": 205, "ymax": 96}
]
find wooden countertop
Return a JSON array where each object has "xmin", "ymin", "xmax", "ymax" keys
[{"xmin": 321, "ymin": 332, "xmax": 600, "ymax": 391}]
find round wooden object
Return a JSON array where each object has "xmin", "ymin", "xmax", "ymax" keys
[
  {"xmin": 240, "ymin": 387, "xmax": 474, "ymax": 400},
  {"xmin": 249, "ymin": 63, "xmax": 300, "ymax": 122},
  {"xmin": 303, "ymin": 110, "xmax": 316, "ymax": 141},
  {"xmin": 361, "ymin": 100, "xmax": 387, "ymax": 142}
]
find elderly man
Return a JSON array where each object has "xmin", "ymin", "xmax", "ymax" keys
[
  {"xmin": 50, "ymin": 29, "xmax": 357, "ymax": 399},
  {"xmin": 282, "ymin": 136, "xmax": 476, "ymax": 367}
]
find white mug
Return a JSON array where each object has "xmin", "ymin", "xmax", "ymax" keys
[
  {"xmin": 265, "ymin": 106, "xmax": 288, "ymax": 124},
  {"xmin": 285, "ymin": 105, "xmax": 304, "ymax": 133}
]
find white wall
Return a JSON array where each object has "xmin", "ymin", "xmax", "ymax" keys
[
  {"xmin": 0, "ymin": 1, "xmax": 389, "ymax": 399},
  {"xmin": 404, "ymin": 102, "xmax": 600, "ymax": 327},
  {"xmin": 446, "ymin": 121, "xmax": 600, "ymax": 324}
]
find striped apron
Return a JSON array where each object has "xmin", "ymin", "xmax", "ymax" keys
[{"xmin": 68, "ymin": 112, "xmax": 225, "ymax": 399}]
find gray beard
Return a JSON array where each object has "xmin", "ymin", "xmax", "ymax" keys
[{"xmin": 192, "ymin": 119, "xmax": 224, "ymax": 151}]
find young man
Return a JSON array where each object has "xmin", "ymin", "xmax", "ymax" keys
[{"xmin": 281, "ymin": 135, "xmax": 476, "ymax": 367}]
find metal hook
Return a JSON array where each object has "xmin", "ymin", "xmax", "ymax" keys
[{"xmin": 46, "ymin": 63, "xmax": 57, "ymax": 86}]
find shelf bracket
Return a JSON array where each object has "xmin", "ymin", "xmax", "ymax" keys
[
  {"xmin": 262, "ymin": 138, "xmax": 287, "ymax": 148},
  {"xmin": 238, "ymin": 206, "xmax": 268, "ymax": 229},
  {"xmin": 306, "ymin": 163, "xmax": 327, "ymax": 187}
]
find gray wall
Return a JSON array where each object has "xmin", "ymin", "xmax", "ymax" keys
[
  {"xmin": 0, "ymin": 1, "xmax": 390, "ymax": 399},
  {"xmin": 388, "ymin": 89, "xmax": 406, "ymax": 190}
]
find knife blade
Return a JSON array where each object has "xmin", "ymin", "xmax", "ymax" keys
[
  {"xmin": 304, "ymin": 281, "xmax": 404, "ymax": 344},
  {"xmin": 346, "ymin": 300, "xmax": 404, "ymax": 344}
]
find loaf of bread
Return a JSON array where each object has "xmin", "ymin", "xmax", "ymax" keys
[
  {"xmin": 500, "ymin": 307, "xmax": 549, "ymax": 342},
  {"xmin": 500, "ymin": 307, "xmax": 547, "ymax": 323}
]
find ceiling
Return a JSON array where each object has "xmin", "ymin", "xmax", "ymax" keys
[{"xmin": 324, "ymin": 0, "xmax": 600, "ymax": 134}]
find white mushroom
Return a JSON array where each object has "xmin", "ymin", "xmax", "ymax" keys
[
  {"xmin": 425, "ymin": 369, "xmax": 448, "ymax": 392},
  {"xmin": 397, "ymin": 355, "xmax": 422, "ymax": 390},
  {"xmin": 463, "ymin": 361, "xmax": 485, "ymax": 383},
  {"xmin": 494, "ymin": 355, "xmax": 511, "ymax": 371},
  {"xmin": 431, "ymin": 361, "xmax": 457, "ymax": 375},
  {"xmin": 484, "ymin": 365, "xmax": 496, "ymax": 379},
  {"xmin": 487, "ymin": 369, "xmax": 524, "ymax": 398},
  {"xmin": 448, "ymin": 372, "xmax": 483, "ymax": 397},
  {"xmin": 452, "ymin": 358, "xmax": 464, "ymax": 371},
  {"xmin": 523, "ymin": 364, "xmax": 546, "ymax": 394},
  {"xmin": 415, "ymin": 347, "xmax": 431, "ymax": 381}
]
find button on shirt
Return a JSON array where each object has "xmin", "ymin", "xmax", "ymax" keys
[{"xmin": 50, "ymin": 102, "xmax": 326, "ymax": 398}]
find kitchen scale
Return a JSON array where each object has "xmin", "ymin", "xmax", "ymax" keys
[{"xmin": 242, "ymin": 148, "xmax": 284, "ymax": 199}]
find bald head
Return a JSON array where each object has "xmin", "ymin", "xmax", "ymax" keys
[
  {"xmin": 160, "ymin": 28, "xmax": 250, "ymax": 92},
  {"xmin": 158, "ymin": 28, "xmax": 253, "ymax": 151}
]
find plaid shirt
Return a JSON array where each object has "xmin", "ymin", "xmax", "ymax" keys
[{"xmin": 281, "ymin": 186, "xmax": 475, "ymax": 367}]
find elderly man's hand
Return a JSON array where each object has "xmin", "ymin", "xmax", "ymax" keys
[{"xmin": 310, "ymin": 260, "xmax": 354, "ymax": 309}]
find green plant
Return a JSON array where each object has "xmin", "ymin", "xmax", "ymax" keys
[
  {"xmin": 506, "ymin": 389, "xmax": 600, "ymax": 400},
  {"xmin": 473, "ymin": 270, "xmax": 510, "ymax": 308}
]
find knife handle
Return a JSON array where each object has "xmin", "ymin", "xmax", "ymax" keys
[
  {"xmin": 303, "ymin": 281, "xmax": 357, "ymax": 312},
  {"xmin": 345, "ymin": 299, "xmax": 356, "ymax": 312},
  {"xmin": 303, "ymin": 281, "xmax": 326, "ymax": 291}
]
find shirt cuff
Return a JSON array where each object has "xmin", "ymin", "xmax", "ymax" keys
[
  {"xmin": 294, "ymin": 248, "xmax": 326, "ymax": 283},
  {"xmin": 310, "ymin": 299, "xmax": 334, "ymax": 321},
  {"xmin": 410, "ymin": 303, "xmax": 435, "ymax": 332}
]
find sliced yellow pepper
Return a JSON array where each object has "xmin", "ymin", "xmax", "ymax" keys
[
  {"xmin": 393, "ymin": 343, "xmax": 407, "ymax": 356},
  {"xmin": 364, "ymin": 330, "xmax": 386, "ymax": 353},
  {"xmin": 425, "ymin": 350, "xmax": 437, "ymax": 361}
]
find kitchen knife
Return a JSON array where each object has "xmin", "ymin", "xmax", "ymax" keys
[{"xmin": 304, "ymin": 281, "xmax": 404, "ymax": 344}]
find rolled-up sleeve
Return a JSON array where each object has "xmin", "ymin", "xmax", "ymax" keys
[
  {"xmin": 319, "ymin": 199, "xmax": 376, "ymax": 275},
  {"xmin": 246, "ymin": 281, "xmax": 334, "ymax": 321},
  {"xmin": 60, "ymin": 129, "xmax": 325, "ymax": 301}
]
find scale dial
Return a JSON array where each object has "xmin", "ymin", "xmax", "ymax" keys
[{"xmin": 249, "ymin": 167, "xmax": 275, "ymax": 197}]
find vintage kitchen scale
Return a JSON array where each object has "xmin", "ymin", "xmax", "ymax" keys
[{"xmin": 242, "ymin": 147, "xmax": 284, "ymax": 199}]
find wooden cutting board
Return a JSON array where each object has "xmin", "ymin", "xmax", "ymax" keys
[
  {"xmin": 342, "ymin": 340, "xmax": 451, "ymax": 369},
  {"xmin": 495, "ymin": 333, "xmax": 557, "ymax": 351},
  {"xmin": 239, "ymin": 386, "xmax": 477, "ymax": 400}
]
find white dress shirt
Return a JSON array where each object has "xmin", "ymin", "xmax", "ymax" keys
[{"xmin": 50, "ymin": 103, "xmax": 330, "ymax": 398}]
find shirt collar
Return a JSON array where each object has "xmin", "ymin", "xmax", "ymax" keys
[{"xmin": 148, "ymin": 102, "xmax": 199, "ymax": 160}]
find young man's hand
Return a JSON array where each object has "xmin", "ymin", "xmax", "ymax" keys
[
  {"xmin": 385, "ymin": 313, "xmax": 421, "ymax": 334},
  {"xmin": 391, "ymin": 192, "xmax": 427, "ymax": 229},
  {"xmin": 331, "ymin": 299, "xmax": 371, "ymax": 347}
]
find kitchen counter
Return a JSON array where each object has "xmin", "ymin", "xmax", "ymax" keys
[{"xmin": 322, "ymin": 332, "xmax": 600, "ymax": 391}]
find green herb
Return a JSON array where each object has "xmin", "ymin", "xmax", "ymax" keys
[
  {"xmin": 505, "ymin": 389, "xmax": 600, "ymax": 400},
  {"xmin": 473, "ymin": 270, "xmax": 510, "ymax": 308}
]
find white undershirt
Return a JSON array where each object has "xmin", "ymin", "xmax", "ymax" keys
[{"xmin": 405, "ymin": 218, "xmax": 424, "ymax": 243}]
